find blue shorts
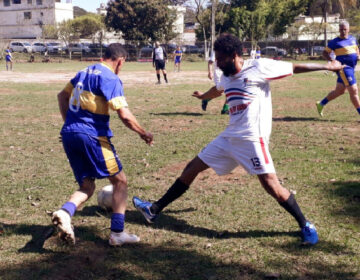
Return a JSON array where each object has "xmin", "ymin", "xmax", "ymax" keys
[
  {"xmin": 337, "ymin": 66, "xmax": 357, "ymax": 86},
  {"xmin": 175, "ymin": 57, "xmax": 181, "ymax": 64},
  {"xmin": 61, "ymin": 132, "xmax": 122, "ymax": 185}
]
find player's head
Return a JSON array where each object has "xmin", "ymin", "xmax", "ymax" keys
[
  {"xmin": 155, "ymin": 41, "xmax": 160, "ymax": 48},
  {"xmin": 103, "ymin": 43, "xmax": 127, "ymax": 74},
  {"xmin": 339, "ymin": 20, "xmax": 350, "ymax": 38},
  {"xmin": 214, "ymin": 33, "xmax": 243, "ymax": 77}
]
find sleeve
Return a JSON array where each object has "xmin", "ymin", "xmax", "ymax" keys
[
  {"xmin": 63, "ymin": 82, "xmax": 74, "ymax": 94},
  {"xmin": 257, "ymin": 58, "xmax": 293, "ymax": 81},
  {"xmin": 216, "ymin": 73, "xmax": 225, "ymax": 91},
  {"xmin": 325, "ymin": 40, "xmax": 335, "ymax": 53},
  {"xmin": 209, "ymin": 51, "xmax": 215, "ymax": 62},
  {"xmin": 100, "ymin": 76, "xmax": 128, "ymax": 110},
  {"xmin": 163, "ymin": 47, "xmax": 167, "ymax": 59}
]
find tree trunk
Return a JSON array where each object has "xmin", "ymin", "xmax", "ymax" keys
[{"xmin": 211, "ymin": 0, "xmax": 216, "ymax": 53}]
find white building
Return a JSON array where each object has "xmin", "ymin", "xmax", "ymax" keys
[{"xmin": 0, "ymin": 0, "xmax": 73, "ymax": 39}]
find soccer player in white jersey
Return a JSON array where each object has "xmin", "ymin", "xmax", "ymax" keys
[
  {"xmin": 153, "ymin": 41, "xmax": 168, "ymax": 84},
  {"xmin": 133, "ymin": 34, "xmax": 343, "ymax": 246}
]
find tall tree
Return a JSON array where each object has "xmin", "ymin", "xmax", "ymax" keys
[{"xmin": 105, "ymin": 0, "xmax": 177, "ymax": 44}]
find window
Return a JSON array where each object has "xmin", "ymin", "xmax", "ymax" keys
[
  {"xmin": 28, "ymin": 0, "xmax": 32, "ymax": 4},
  {"xmin": 24, "ymin": 12, "xmax": 31, "ymax": 19},
  {"xmin": 13, "ymin": 0, "xmax": 21, "ymax": 4},
  {"xmin": 4, "ymin": 0, "xmax": 10, "ymax": 6},
  {"xmin": 36, "ymin": 0, "xmax": 42, "ymax": 5}
]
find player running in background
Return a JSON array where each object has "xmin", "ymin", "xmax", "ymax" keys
[
  {"xmin": 153, "ymin": 42, "xmax": 168, "ymax": 84},
  {"xmin": 316, "ymin": 20, "xmax": 360, "ymax": 117},
  {"xmin": 201, "ymin": 50, "xmax": 229, "ymax": 114},
  {"xmin": 174, "ymin": 46, "xmax": 183, "ymax": 72},
  {"xmin": 52, "ymin": 43, "xmax": 153, "ymax": 246},
  {"xmin": 5, "ymin": 49, "xmax": 12, "ymax": 71},
  {"xmin": 255, "ymin": 46, "xmax": 261, "ymax": 59},
  {"xmin": 133, "ymin": 34, "xmax": 343, "ymax": 246}
]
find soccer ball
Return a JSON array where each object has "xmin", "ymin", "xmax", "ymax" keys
[{"xmin": 97, "ymin": 184, "xmax": 113, "ymax": 210}]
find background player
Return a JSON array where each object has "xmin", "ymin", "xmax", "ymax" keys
[
  {"xmin": 174, "ymin": 46, "xmax": 183, "ymax": 72},
  {"xmin": 153, "ymin": 41, "xmax": 168, "ymax": 84},
  {"xmin": 133, "ymin": 34, "xmax": 343, "ymax": 246},
  {"xmin": 52, "ymin": 43, "xmax": 153, "ymax": 246},
  {"xmin": 5, "ymin": 49, "xmax": 12, "ymax": 71},
  {"xmin": 201, "ymin": 50, "xmax": 229, "ymax": 114},
  {"xmin": 316, "ymin": 20, "xmax": 360, "ymax": 117}
]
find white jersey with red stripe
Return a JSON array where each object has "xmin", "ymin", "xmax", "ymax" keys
[{"xmin": 217, "ymin": 58, "xmax": 293, "ymax": 141}]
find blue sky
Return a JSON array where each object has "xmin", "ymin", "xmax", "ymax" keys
[{"xmin": 72, "ymin": 0, "xmax": 106, "ymax": 13}]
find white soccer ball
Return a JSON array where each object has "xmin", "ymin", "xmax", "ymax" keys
[{"xmin": 97, "ymin": 184, "xmax": 113, "ymax": 210}]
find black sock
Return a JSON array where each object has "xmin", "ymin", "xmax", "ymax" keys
[
  {"xmin": 157, "ymin": 74, "xmax": 160, "ymax": 81},
  {"xmin": 279, "ymin": 194, "xmax": 307, "ymax": 228},
  {"xmin": 150, "ymin": 178, "xmax": 189, "ymax": 214},
  {"xmin": 164, "ymin": 74, "xmax": 168, "ymax": 82}
]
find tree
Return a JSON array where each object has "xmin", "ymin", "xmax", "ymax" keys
[
  {"xmin": 71, "ymin": 14, "xmax": 106, "ymax": 42},
  {"xmin": 57, "ymin": 20, "xmax": 80, "ymax": 59},
  {"xmin": 105, "ymin": 0, "xmax": 177, "ymax": 44}
]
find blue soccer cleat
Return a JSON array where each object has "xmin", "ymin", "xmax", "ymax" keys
[
  {"xmin": 301, "ymin": 221, "xmax": 319, "ymax": 245},
  {"xmin": 132, "ymin": 196, "xmax": 157, "ymax": 223}
]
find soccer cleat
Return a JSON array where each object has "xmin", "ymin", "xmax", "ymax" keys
[
  {"xmin": 132, "ymin": 196, "xmax": 157, "ymax": 223},
  {"xmin": 156, "ymin": 81, "xmax": 161, "ymax": 85},
  {"xmin": 301, "ymin": 221, "xmax": 318, "ymax": 245},
  {"xmin": 52, "ymin": 209, "xmax": 75, "ymax": 244},
  {"xmin": 221, "ymin": 104, "xmax": 229, "ymax": 115},
  {"xmin": 109, "ymin": 231, "xmax": 140, "ymax": 246},
  {"xmin": 201, "ymin": 100, "xmax": 209, "ymax": 111},
  {"xmin": 316, "ymin": 101, "xmax": 324, "ymax": 117}
]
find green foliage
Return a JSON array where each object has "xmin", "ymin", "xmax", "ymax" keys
[
  {"xmin": 105, "ymin": 0, "xmax": 177, "ymax": 43},
  {"xmin": 71, "ymin": 14, "xmax": 105, "ymax": 39},
  {"xmin": 222, "ymin": 0, "xmax": 310, "ymax": 41}
]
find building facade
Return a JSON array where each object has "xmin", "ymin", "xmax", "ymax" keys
[{"xmin": 0, "ymin": 0, "xmax": 73, "ymax": 39}]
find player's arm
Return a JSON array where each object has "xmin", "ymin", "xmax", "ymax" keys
[
  {"xmin": 293, "ymin": 60, "xmax": 343, "ymax": 74},
  {"xmin": 208, "ymin": 61, "xmax": 214, "ymax": 80},
  {"xmin": 117, "ymin": 107, "xmax": 153, "ymax": 145},
  {"xmin": 57, "ymin": 86, "xmax": 72, "ymax": 121},
  {"xmin": 192, "ymin": 86, "xmax": 223, "ymax": 100},
  {"xmin": 152, "ymin": 49, "xmax": 155, "ymax": 67}
]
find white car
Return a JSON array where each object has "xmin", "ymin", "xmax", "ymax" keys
[
  {"xmin": 32, "ymin": 42, "xmax": 47, "ymax": 53},
  {"xmin": 64, "ymin": 43, "xmax": 91, "ymax": 54},
  {"xmin": 9, "ymin": 41, "xmax": 32, "ymax": 53},
  {"xmin": 46, "ymin": 42, "xmax": 63, "ymax": 53}
]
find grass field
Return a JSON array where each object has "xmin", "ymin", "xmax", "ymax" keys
[{"xmin": 0, "ymin": 60, "xmax": 359, "ymax": 280}]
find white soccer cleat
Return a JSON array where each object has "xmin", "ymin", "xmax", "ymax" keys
[
  {"xmin": 52, "ymin": 209, "xmax": 75, "ymax": 244},
  {"xmin": 109, "ymin": 231, "xmax": 140, "ymax": 246}
]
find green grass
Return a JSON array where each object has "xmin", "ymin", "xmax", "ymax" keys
[{"xmin": 0, "ymin": 61, "xmax": 359, "ymax": 280}]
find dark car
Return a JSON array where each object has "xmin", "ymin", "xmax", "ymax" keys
[
  {"xmin": 182, "ymin": 45, "xmax": 200, "ymax": 54},
  {"xmin": 89, "ymin": 43, "xmax": 108, "ymax": 55}
]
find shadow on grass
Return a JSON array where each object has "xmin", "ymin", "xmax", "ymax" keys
[
  {"xmin": 272, "ymin": 116, "xmax": 335, "ymax": 122},
  {"xmin": 1, "ymin": 223, "xmax": 265, "ymax": 280},
  {"xmin": 125, "ymin": 209, "xmax": 299, "ymax": 240},
  {"xmin": 327, "ymin": 180, "xmax": 360, "ymax": 221},
  {"xmin": 150, "ymin": 112, "xmax": 203, "ymax": 116}
]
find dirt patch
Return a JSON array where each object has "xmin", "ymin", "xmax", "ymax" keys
[{"xmin": 0, "ymin": 70, "xmax": 209, "ymax": 86}]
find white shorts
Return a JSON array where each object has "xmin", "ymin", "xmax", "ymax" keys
[{"xmin": 198, "ymin": 136, "xmax": 275, "ymax": 175}]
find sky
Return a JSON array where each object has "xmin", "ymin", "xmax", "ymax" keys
[{"xmin": 71, "ymin": 0, "xmax": 107, "ymax": 13}]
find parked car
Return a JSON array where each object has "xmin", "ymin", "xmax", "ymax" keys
[
  {"xmin": 182, "ymin": 45, "xmax": 200, "ymax": 54},
  {"xmin": 46, "ymin": 42, "xmax": 63, "ymax": 53},
  {"xmin": 64, "ymin": 43, "xmax": 91, "ymax": 54},
  {"xmin": 312, "ymin": 46, "xmax": 325, "ymax": 55},
  {"xmin": 261, "ymin": 46, "xmax": 287, "ymax": 57},
  {"xmin": 32, "ymin": 42, "xmax": 47, "ymax": 53},
  {"xmin": 138, "ymin": 46, "xmax": 153, "ymax": 62},
  {"xmin": 9, "ymin": 41, "xmax": 32, "ymax": 53},
  {"xmin": 88, "ymin": 43, "xmax": 108, "ymax": 55}
]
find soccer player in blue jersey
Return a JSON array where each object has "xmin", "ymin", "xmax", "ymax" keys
[
  {"xmin": 316, "ymin": 21, "xmax": 360, "ymax": 117},
  {"xmin": 5, "ymin": 49, "xmax": 12, "ymax": 71},
  {"xmin": 52, "ymin": 43, "xmax": 153, "ymax": 246},
  {"xmin": 174, "ymin": 46, "xmax": 183, "ymax": 72}
]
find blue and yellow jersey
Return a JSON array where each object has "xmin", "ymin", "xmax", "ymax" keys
[
  {"xmin": 325, "ymin": 35, "xmax": 359, "ymax": 68},
  {"xmin": 61, "ymin": 62, "xmax": 128, "ymax": 137},
  {"xmin": 175, "ymin": 50, "xmax": 182, "ymax": 59}
]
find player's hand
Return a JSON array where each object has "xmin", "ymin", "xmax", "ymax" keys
[
  {"xmin": 192, "ymin": 91, "xmax": 203, "ymax": 99},
  {"xmin": 140, "ymin": 132, "xmax": 153, "ymax": 146},
  {"xmin": 208, "ymin": 72, "xmax": 213, "ymax": 80},
  {"xmin": 327, "ymin": 60, "xmax": 344, "ymax": 71}
]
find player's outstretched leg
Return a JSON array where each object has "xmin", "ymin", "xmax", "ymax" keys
[
  {"xmin": 258, "ymin": 173, "xmax": 318, "ymax": 245},
  {"xmin": 316, "ymin": 101, "xmax": 325, "ymax": 117},
  {"xmin": 201, "ymin": 100, "xmax": 209, "ymax": 111},
  {"xmin": 132, "ymin": 196, "xmax": 157, "ymax": 223}
]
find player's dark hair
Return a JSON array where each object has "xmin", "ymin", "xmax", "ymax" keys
[
  {"xmin": 214, "ymin": 34, "xmax": 243, "ymax": 56},
  {"xmin": 103, "ymin": 43, "xmax": 127, "ymax": 60}
]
